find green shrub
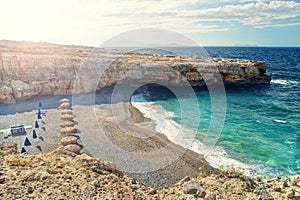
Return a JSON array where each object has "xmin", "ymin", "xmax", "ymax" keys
[
  {"xmin": 198, "ymin": 167, "xmax": 207, "ymax": 177},
  {"xmin": 219, "ymin": 164, "xmax": 245, "ymax": 178}
]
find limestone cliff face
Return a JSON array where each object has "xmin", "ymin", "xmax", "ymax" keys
[{"xmin": 0, "ymin": 40, "xmax": 271, "ymax": 104}]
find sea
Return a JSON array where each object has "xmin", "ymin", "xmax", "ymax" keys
[
  {"xmin": 131, "ymin": 47, "xmax": 300, "ymax": 178},
  {"xmin": 0, "ymin": 46, "xmax": 299, "ymax": 178}
]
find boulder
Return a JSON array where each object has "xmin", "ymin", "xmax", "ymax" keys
[
  {"xmin": 0, "ymin": 85, "xmax": 16, "ymax": 104},
  {"xmin": 10, "ymin": 80, "xmax": 38, "ymax": 99},
  {"xmin": 183, "ymin": 182, "xmax": 203, "ymax": 194}
]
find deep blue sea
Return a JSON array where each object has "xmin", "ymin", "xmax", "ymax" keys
[{"xmin": 131, "ymin": 47, "xmax": 300, "ymax": 178}]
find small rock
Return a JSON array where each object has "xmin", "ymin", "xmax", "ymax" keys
[
  {"xmin": 184, "ymin": 182, "xmax": 203, "ymax": 195},
  {"xmin": 205, "ymin": 192, "xmax": 216, "ymax": 200},
  {"xmin": 148, "ymin": 189, "xmax": 157, "ymax": 195},
  {"xmin": 255, "ymin": 186, "xmax": 274, "ymax": 200},
  {"xmin": 286, "ymin": 189, "xmax": 295, "ymax": 199},
  {"xmin": 273, "ymin": 187, "xmax": 281, "ymax": 192},
  {"xmin": 85, "ymin": 189, "xmax": 97, "ymax": 197},
  {"xmin": 0, "ymin": 177, "xmax": 5, "ymax": 184},
  {"xmin": 92, "ymin": 179, "xmax": 101, "ymax": 187},
  {"xmin": 178, "ymin": 176, "xmax": 190, "ymax": 185},
  {"xmin": 10, "ymin": 189, "xmax": 20, "ymax": 196},
  {"xmin": 131, "ymin": 178, "xmax": 137, "ymax": 184},
  {"xmin": 27, "ymin": 186, "xmax": 34, "ymax": 194},
  {"xmin": 35, "ymin": 170, "xmax": 51, "ymax": 180}
]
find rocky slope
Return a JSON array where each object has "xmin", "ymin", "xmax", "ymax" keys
[
  {"xmin": 0, "ymin": 40, "xmax": 271, "ymax": 104},
  {"xmin": 0, "ymin": 142, "xmax": 299, "ymax": 200}
]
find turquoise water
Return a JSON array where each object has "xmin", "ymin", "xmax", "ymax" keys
[{"xmin": 133, "ymin": 47, "xmax": 300, "ymax": 177}]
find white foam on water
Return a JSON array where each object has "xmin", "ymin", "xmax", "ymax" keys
[
  {"xmin": 131, "ymin": 93, "xmax": 263, "ymax": 177},
  {"xmin": 274, "ymin": 119, "xmax": 287, "ymax": 123},
  {"xmin": 271, "ymin": 79, "xmax": 298, "ymax": 85}
]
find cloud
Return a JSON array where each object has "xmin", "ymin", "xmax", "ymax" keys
[
  {"xmin": 94, "ymin": 0, "xmax": 300, "ymax": 33},
  {"xmin": 0, "ymin": 0, "xmax": 299, "ymax": 45}
]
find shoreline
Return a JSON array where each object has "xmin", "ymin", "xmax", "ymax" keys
[{"xmin": 0, "ymin": 92, "xmax": 298, "ymax": 188}]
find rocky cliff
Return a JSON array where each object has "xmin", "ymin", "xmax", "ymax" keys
[{"xmin": 0, "ymin": 40, "xmax": 271, "ymax": 104}]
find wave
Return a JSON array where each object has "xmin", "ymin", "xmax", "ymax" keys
[
  {"xmin": 274, "ymin": 119, "xmax": 287, "ymax": 123},
  {"xmin": 131, "ymin": 93, "xmax": 264, "ymax": 177},
  {"xmin": 271, "ymin": 79, "xmax": 298, "ymax": 85}
]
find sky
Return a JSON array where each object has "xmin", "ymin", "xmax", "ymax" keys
[{"xmin": 0, "ymin": 0, "xmax": 299, "ymax": 47}]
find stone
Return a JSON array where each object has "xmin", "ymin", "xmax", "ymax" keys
[
  {"xmin": 27, "ymin": 186, "xmax": 34, "ymax": 194},
  {"xmin": 59, "ymin": 136, "xmax": 78, "ymax": 146},
  {"xmin": 184, "ymin": 182, "xmax": 203, "ymax": 195},
  {"xmin": 205, "ymin": 192, "xmax": 216, "ymax": 200},
  {"xmin": 63, "ymin": 144, "xmax": 81, "ymax": 154},
  {"xmin": 0, "ymin": 177, "xmax": 5, "ymax": 184},
  {"xmin": 35, "ymin": 170, "xmax": 51, "ymax": 180},
  {"xmin": 10, "ymin": 189, "xmax": 20, "ymax": 196},
  {"xmin": 286, "ymin": 189, "xmax": 295, "ymax": 199},
  {"xmin": 131, "ymin": 178, "xmax": 137, "ymax": 184},
  {"xmin": 178, "ymin": 176, "xmax": 190, "ymax": 185},
  {"xmin": 0, "ymin": 85, "xmax": 15, "ymax": 104},
  {"xmin": 10, "ymin": 80, "xmax": 37, "ymax": 99}
]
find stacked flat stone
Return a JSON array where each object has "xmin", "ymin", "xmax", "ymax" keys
[{"xmin": 57, "ymin": 98, "xmax": 82, "ymax": 154}]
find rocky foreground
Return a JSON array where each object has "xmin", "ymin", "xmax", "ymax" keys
[
  {"xmin": 0, "ymin": 40, "xmax": 271, "ymax": 104},
  {"xmin": 0, "ymin": 142, "xmax": 299, "ymax": 200}
]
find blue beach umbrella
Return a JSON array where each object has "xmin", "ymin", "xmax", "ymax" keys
[
  {"xmin": 21, "ymin": 147, "xmax": 27, "ymax": 153},
  {"xmin": 37, "ymin": 109, "xmax": 42, "ymax": 119},
  {"xmin": 24, "ymin": 137, "xmax": 32, "ymax": 146},
  {"xmin": 39, "ymin": 101, "xmax": 42, "ymax": 108},
  {"xmin": 35, "ymin": 120, "xmax": 39, "ymax": 128},
  {"xmin": 32, "ymin": 130, "xmax": 37, "ymax": 139}
]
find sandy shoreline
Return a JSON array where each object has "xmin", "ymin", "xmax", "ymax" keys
[
  {"xmin": 74, "ymin": 102, "xmax": 218, "ymax": 188},
  {"xmin": 0, "ymin": 97, "xmax": 218, "ymax": 188}
]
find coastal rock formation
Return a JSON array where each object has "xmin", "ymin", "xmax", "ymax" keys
[
  {"xmin": 0, "ymin": 40, "xmax": 271, "ymax": 104},
  {"xmin": 0, "ymin": 85, "xmax": 15, "ymax": 104}
]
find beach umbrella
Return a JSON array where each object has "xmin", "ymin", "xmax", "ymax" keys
[
  {"xmin": 58, "ymin": 102, "xmax": 71, "ymax": 109},
  {"xmin": 59, "ymin": 98, "xmax": 70, "ymax": 104},
  {"xmin": 60, "ymin": 109, "xmax": 73, "ymax": 115},
  {"xmin": 58, "ymin": 127, "xmax": 76, "ymax": 135},
  {"xmin": 37, "ymin": 109, "xmax": 42, "ymax": 119},
  {"xmin": 32, "ymin": 130, "xmax": 37, "ymax": 139},
  {"xmin": 21, "ymin": 147, "xmax": 27, "ymax": 153},
  {"xmin": 60, "ymin": 114, "xmax": 74, "ymax": 121},
  {"xmin": 24, "ymin": 137, "xmax": 32, "ymax": 146},
  {"xmin": 60, "ymin": 121, "xmax": 75, "ymax": 128},
  {"xmin": 39, "ymin": 101, "xmax": 42, "ymax": 108},
  {"xmin": 35, "ymin": 120, "xmax": 39, "ymax": 128}
]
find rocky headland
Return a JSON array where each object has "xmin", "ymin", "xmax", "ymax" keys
[{"xmin": 0, "ymin": 40, "xmax": 271, "ymax": 104}]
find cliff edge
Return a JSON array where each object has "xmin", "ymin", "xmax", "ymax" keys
[{"xmin": 0, "ymin": 40, "xmax": 271, "ymax": 104}]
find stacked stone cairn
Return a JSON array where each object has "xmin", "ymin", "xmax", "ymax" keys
[{"xmin": 57, "ymin": 98, "xmax": 82, "ymax": 154}]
